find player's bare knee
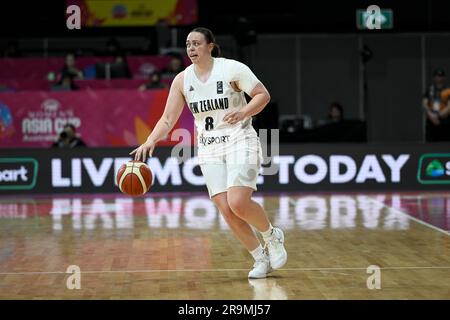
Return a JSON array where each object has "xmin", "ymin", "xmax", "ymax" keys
[
  {"xmin": 218, "ymin": 205, "xmax": 237, "ymax": 221},
  {"xmin": 227, "ymin": 195, "xmax": 249, "ymax": 217}
]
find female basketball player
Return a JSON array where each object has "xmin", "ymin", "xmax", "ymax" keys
[{"xmin": 131, "ymin": 27, "xmax": 287, "ymax": 278}]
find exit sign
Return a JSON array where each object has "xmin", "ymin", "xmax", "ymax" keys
[{"xmin": 356, "ymin": 8, "xmax": 393, "ymax": 30}]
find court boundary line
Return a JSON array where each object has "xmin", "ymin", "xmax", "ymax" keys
[
  {"xmin": 1, "ymin": 265, "xmax": 450, "ymax": 275},
  {"xmin": 367, "ymin": 196, "xmax": 450, "ymax": 237}
]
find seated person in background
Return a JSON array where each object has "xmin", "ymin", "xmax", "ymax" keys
[
  {"xmin": 161, "ymin": 54, "xmax": 185, "ymax": 79},
  {"xmin": 138, "ymin": 72, "xmax": 167, "ymax": 91},
  {"xmin": 327, "ymin": 102, "xmax": 344, "ymax": 122},
  {"xmin": 95, "ymin": 54, "xmax": 131, "ymax": 79},
  {"xmin": 422, "ymin": 68, "xmax": 450, "ymax": 141},
  {"xmin": 50, "ymin": 73, "xmax": 79, "ymax": 91},
  {"xmin": 52, "ymin": 124, "xmax": 86, "ymax": 148},
  {"xmin": 113, "ymin": 54, "xmax": 131, "ymax": 78},
  {"xmin": 60, "ymin": 53, "xmax": 84, "ymax": 80},
  {"xmin": 317, "ymin": 102, "xmax": 344, "ymax": 126},
  {"xmin": 303, "ymin": 102, "xmax": 365, "ymax": 142}
]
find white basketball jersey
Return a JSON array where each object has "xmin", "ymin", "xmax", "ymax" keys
[{"xmin": 183, "ymin": 57, "xmax": 260, "ymax": 139}]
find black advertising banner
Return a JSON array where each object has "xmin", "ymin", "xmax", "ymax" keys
[{"xmin": 1, "ymin": 143, "xmax": 450, "ymax": 195}]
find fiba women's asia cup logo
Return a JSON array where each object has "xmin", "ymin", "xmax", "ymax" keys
[{"xmin": 21, "ymin": 99, "xmax": 81, "ymax": 143}]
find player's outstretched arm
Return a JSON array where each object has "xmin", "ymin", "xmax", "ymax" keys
[{"xmin": 130, "ymin": 72, "xmax": 186, "ymax": 161}]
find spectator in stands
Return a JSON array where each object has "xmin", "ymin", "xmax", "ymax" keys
[
  {"xmin": 422, "ymin": 69, "xmax": 450, "ymax": 141},
  {"xmin": 113, "ymin": 54, "xmax": 131, "ymax": 78},
  {"xmin": 138, "ymin": 71, "xmax": 167, "ymax": 91},
  {"xmin": 317, "ymin": 102, "xmax": 344, "ymax": 126},
  {"xmin": 51, "ymin": 73, "xmax": 79, "ymax": 91},
  {"xmin": 60, "ymin": 53, "xmax": 84, "ymax": 80},
  {"xmin": 328, "ymin": 102, "xmax": 344, "ymax": 122},
  {"xmin": 52, "ymin": 124, "xmax": 86, "ymax": 148},
  {"xmin": 307, "ymin": 102, "xmax": 366, "ymax": 142},
  {"xmin": 161, "ymin": 54, "xmax": 185, "ymax": 79}
]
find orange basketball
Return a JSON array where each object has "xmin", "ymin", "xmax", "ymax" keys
[{"xmin": 116, "ymin": 161, "xmax": 153, "ymax": 196}]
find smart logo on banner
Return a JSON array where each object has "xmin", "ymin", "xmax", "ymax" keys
[
  {"xmin": 0, "ymin": 158, "xmax": 38, "ymax": 190},
  {"xmin": 417, "ymin": 153, "xmax": 450, "ymax": 184}
]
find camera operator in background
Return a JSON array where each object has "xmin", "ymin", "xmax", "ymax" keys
[
  {"xmin": 52, "ymin": 124, "xmax": 86, "ymax": 148},
  {"xmin": 423, "ymin": 69, "xmax": 450, "ymax": 141}
]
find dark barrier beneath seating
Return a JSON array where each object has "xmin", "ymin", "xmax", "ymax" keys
[{"xmin": 1, "ymin": 143, "xmax": 450, "ymax": 195}]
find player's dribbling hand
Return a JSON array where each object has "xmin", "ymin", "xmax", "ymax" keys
[
  {"xmin": 129, "ymin": 141, "xmax": 156, "ymax": 162},
  {"xmin": 223, "ymin": 111, "xmax": 246, "ymax": 125}
]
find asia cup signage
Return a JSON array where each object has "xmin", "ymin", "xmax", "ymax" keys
[
  {"xmin": 65, "ymin": 0, "xmax": 198, "ymax": 27},
  {"xmin": 21, "ymin": 99, "xmax": 81, "ymax": 143}
]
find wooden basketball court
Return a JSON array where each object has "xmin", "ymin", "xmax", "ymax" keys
[{"xmin": 0, "ymin": 191, "xmax": 449, "ymax": 299}]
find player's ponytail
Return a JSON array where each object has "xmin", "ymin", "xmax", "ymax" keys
[
  {"xmin": 191, "ymin": 27, "xmax": 221, "ymax": 57},
  {"xmin": 211, "ymin": 43, "xmax": 221, "ymax": 57}
]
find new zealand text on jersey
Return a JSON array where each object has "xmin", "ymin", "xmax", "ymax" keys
[{"xmin": 189, "ymin": 98, "xmax": 229, "ymax": 114}]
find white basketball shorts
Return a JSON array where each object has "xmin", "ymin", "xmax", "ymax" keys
[{"xmin": 198, "ymin": 127, "xmax": 263, "ymax": 198}]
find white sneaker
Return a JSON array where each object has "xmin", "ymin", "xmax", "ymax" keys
[
  {"xmin": 248, "ymin": 254, "xmax": 273, "ymax": 279},
  {"xmin": 264, "ymin": 227, "xmax": 287, "ymax": 270}
]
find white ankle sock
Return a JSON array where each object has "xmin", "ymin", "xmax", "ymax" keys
[
  {"xmin": 260, "ymin": 224, "xmax": 274, "ymax": 239},
  {"xmin": 250, "ymin": 244, "xmax": 265, "ymax": 261}
]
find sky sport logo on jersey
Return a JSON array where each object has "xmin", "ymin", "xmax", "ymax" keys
[
  {"xmin": 0, "ymin": 158, "xmax": 38, "ymax": 190},
  {"xmin": 417, "ymin": 154, "xmax": 450, "ymax": 184}
]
